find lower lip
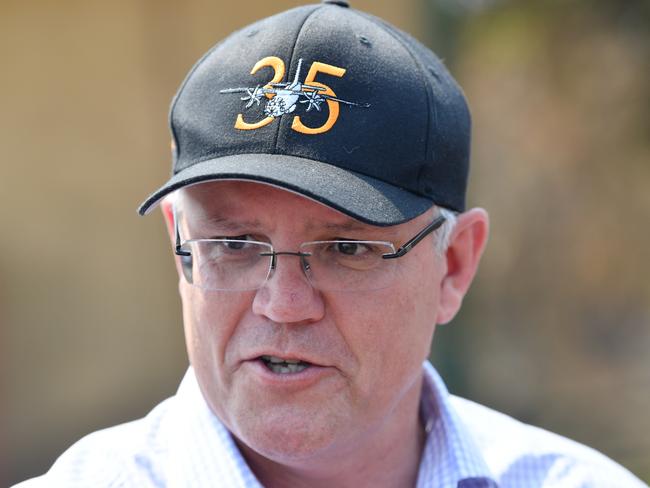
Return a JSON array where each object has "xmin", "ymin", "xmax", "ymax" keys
[{"xmin": 244, "ymin": 359, "xmax": 333, "ymax": 389}]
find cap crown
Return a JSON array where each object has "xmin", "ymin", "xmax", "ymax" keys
[{"xmin": 169, "ymin": 3, "xmax": 471, "ymax": 212}]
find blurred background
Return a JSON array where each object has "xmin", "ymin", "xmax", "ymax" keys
[{"xmin": 1, "ymin": 0, "xmax": 648, "ymax": 484}]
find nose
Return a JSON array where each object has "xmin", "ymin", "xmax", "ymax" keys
[{"xmin": 252, "ymin": 253, "xmax": 325, "ymax": 324}]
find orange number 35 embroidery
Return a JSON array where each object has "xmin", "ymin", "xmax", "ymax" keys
[{"xmin": 221, "ymin": 56, "xmax": 368, "ymax": 135}]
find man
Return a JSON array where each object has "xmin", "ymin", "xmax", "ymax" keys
[{"xmin": 16, "ymin": 1, "xmax": 646, "ymax": 487}]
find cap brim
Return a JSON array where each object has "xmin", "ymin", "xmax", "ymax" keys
[{"xmin": 138, "ymin": 153, "xmax": 434, "ymax": 226}]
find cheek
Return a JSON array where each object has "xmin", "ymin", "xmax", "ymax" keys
[
  {"xmin": 336, "ymin": 291, "xmax": 436, "ymax": 399},
  {"xmin": 339, "ymin": 263, "xmax": 440, "ymax": 401},
  {"xmin": 179, "ymin": 283, "xmax": 250, "ymax": 387}
]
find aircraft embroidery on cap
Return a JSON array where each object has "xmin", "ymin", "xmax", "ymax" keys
[{"xmin": 221, "ymin": 56, "xmax": 369, "ymax": 135}]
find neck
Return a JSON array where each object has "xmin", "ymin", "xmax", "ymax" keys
[{"xmin": 237, "ymin": 377, "xmax": 427, "ymax": 488}]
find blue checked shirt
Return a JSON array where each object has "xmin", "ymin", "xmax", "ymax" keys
[{"xmin": 15, "ymin": 362, "xmax": 646, "ymax": 487}]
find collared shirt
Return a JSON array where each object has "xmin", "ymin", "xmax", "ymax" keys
[{"xmin": 15, "ymin": 362, "xmax": 646, "ymax": 488}]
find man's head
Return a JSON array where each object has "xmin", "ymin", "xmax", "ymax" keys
[
  {"xmin": 140, "ymin": 0, "xmax": 488, "ymax": 476},
  {"xmin": 160, "ymin": 182, "xmax": 487, "ymax": 469}
]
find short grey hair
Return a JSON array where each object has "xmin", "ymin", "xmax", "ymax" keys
[{"xmin": 433, "ymin": 206, "xmax": 458, "ymax": 255}]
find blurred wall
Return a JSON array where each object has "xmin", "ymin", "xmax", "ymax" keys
[{"xmin": 2, "ymin": 0, "xmax": 648, "ymax": 485}]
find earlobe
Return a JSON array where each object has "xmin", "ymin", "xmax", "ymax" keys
[{"xmin": 436, "ymin": 208, "xmax": 489, "ymax": 325}]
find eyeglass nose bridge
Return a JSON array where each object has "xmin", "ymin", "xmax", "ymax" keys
[{"xmin": 258, "ymin": 250, "xmax": 312, "ymax": 272}]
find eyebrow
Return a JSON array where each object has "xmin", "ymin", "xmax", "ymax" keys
[
  {"xmin": 309, "ymin": 219, "xmax": 400, "ymax": 239},
  {"xmin": 190, "ymin": 216, "xmax": 263, "ymax": 233}
]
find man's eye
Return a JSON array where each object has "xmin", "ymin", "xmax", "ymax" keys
[
  {"xmin": 215, "ymin": 235, "xmax": 256, "ymax": 250},
  {"xmin": 224, "ymin": 240, "xmax": 248, "ymax": 250},
  {"xmin": 334, "ymin": 241, "xmax": 369, "ymax": 256}
]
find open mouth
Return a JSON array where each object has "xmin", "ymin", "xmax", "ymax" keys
[{"xmin": 260, "ymin": 355, "xmax": 312, "ymax": 374}]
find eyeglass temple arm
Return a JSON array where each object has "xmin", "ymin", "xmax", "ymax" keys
[
  {"xmin": 382, "ymin": 215, "xmax": 446, "ymax": 259},
  {"xmin": 173, "ymin": 207, "xmax": 192, "ymax": 257}
]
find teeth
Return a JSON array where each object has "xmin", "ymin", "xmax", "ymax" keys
[
  {"xmin": 262, "ymin": 355, "xmax": 285, "ymax": 364},
  {"xmin": 260, "ymin": 355, "xmax": 310, "ymax": 374},
  {"xmin": 268, "ymin": 362, "xmax": 309, "ymax": 374}
]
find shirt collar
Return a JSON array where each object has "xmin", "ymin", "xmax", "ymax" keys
[
  {"xmin": 167, "ymin": 368, "xmax": 263, "ymax": 488},
  {"xmin": 418, "ymin": 361, "xmax": 497, "ymax": 487}
]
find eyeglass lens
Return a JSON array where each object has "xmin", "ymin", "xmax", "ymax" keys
[{"xmin": 180, "ymin": 240, "xmax": 397, "ymax": 292}]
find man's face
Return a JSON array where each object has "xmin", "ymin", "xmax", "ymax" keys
[{"xmin": 175, "ymin": 181, "xmax": 444, "ymax": 464}]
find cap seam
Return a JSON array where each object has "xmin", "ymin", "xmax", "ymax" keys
[{"xmin": 272, "ymin": 5, "xmax": 323, "ymax": 152}]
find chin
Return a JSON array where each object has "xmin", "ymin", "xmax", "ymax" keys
[{"xmin": 234, "ymin": 406, "xmax": 345, "ymax": 463}]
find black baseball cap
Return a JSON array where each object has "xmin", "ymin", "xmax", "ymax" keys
[{"xmin": 138, "ymin": 0, "xmax": 471, "ymax": 225}]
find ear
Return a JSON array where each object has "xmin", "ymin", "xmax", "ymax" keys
[
  {"xmin": 436, "ymin": 208, "xmax": 489, "ymax": 325},
  {"xmin": 160, "ymin": 197, "xmax": 186, "ymax": 280},
  {"xmin": 160, "ymin": 196, "xmax": 176, "ymax": 244}
]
